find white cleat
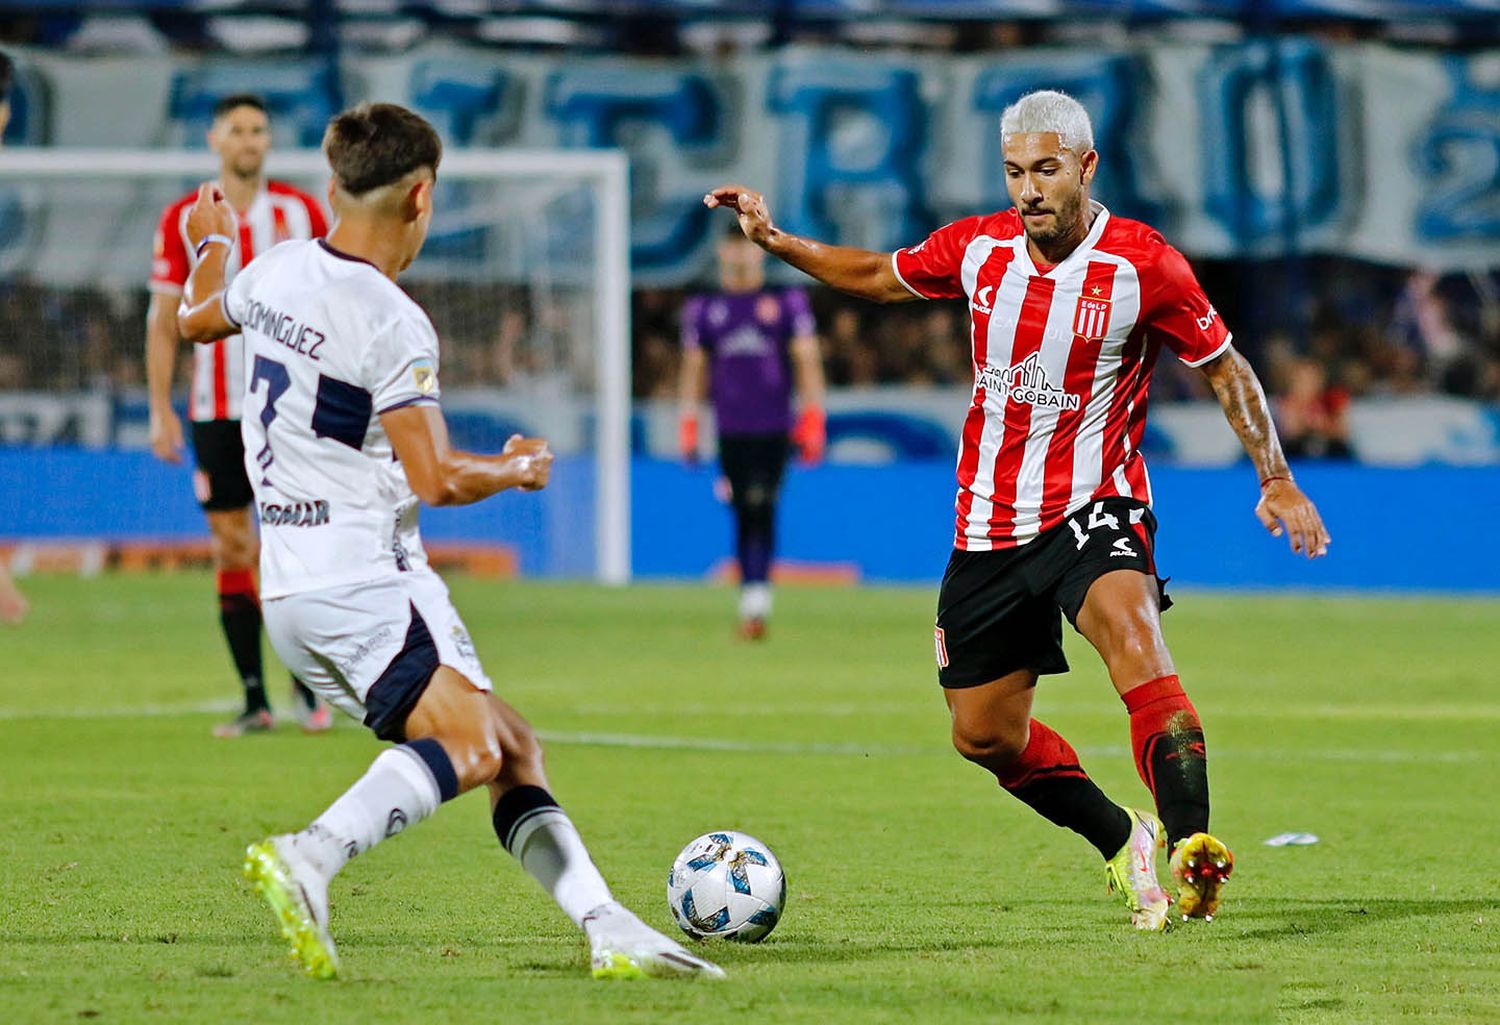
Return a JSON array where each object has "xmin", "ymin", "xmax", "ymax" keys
[
  {"xmin": 1104, "ymin": 809, "xmax": 1172, "ymax": 932},
  {"xmin": 582, "ymin": 902, "xmax": 726, "ymax": 980},
  {"xmin": 243, "ymin": 835, "xmax": 339, "ymax": 979}
]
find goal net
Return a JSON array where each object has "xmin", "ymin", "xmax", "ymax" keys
[{"xmin": 0, "ymin": 148, "xmax": 631, "ymax": 584}]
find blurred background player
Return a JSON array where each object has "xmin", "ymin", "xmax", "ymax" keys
[
  {"xmin": 145, "ymin": 93, "xmax": 331, "ymax": 737},
  {"xmin": 707, "ymin": 90, "xmax": 1330, "ymax": 930},
  {"xmin": 0, "ymin": 50, "xmax": 24, "ymax": 626},
  {"xmin": 176, "ymin": 103, "xmax": 722, "ymax": 981},
  {"xmin": 678, "ymin": 225, "xmax": 826, "ymax": 639}
]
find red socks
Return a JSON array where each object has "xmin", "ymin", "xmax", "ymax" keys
[
  {"xmin": 993, "ymin": 719, "xmax": 1086, "ymax": 790},
  {"xmin": 216, "ymin": 568, "xmax": 267, "ymax": 711},
  {"xmin": 1122, "ymin": 675, "xmax": 1209, "ymax": 843},
  {"xmin": 217, "ymin": 567, "xmax": 257, "ymax": 607},
  {"xmin": 993, "ymin": 720, "xmax": 1131, "ymax": 859}
]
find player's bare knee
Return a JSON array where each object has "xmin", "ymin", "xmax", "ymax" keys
[
  {"xmin": 1106, "ymin": 622, "xmax": 1170, "ymax": 679},
  {"xmin": 442, "ymin": 733, "xmax": 504, "ymax": 790},
  {"xmin": 490, "ymin": 705, "xmax": 546, "ymax": 785},
  {"xmin": 209, "ymin": 516, "xmax": 257, "ymax": 570},
  {"xmin": 951, "ymin": 721, "xmax": 1027, "ymax": 768}
]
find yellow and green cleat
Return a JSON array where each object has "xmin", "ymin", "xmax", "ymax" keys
[
  {"xmin": 243, "ymin": 837, "xmax": 340, "ymax": 980},
  {"xmin": 1104, "ymin": 808, "xmax": 1171, "ymax": 932},
  {"xmin": 583, "ymin": 901, "xmax": 725, "ymax": 980},
  {"xmin": 1170, "ymin": 832, "xmax": 1234, "ymax": 922}
]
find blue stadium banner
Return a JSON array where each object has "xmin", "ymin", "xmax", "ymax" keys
[{"xmin": 2, "ymin": 41, "xmax": 1498, "ymax": 283}]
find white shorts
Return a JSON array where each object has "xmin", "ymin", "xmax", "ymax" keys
[{"xmin": 263, "ymin": 568, "xmax": 493, "ymax": 740}]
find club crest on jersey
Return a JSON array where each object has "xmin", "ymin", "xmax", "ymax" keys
[
  {"xmin": 412, "ymin": 360, "xmax": 436, "ymax": 394},
  {"xmin": 1072, "ymin": 295, "xmax": 1112, "ymax": 342}
]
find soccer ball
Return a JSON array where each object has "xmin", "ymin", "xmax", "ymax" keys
[{"xmin": 666, "ymin": 831, "xmax": 786, "ymax": 942}]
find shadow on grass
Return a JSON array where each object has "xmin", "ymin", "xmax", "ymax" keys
[{"xmin": 1229, "ymin": 897, "xmax": 1495, "ymax": 940}]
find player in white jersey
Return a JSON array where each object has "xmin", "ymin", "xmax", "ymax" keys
[
  {"xmin": 706, "ymin": 91, "xmax": 1330, "ymax": 930},
  {"xmin": 146, "ymin": 93, "xmax": 331, "ymax": 737},
  {"xmin": 176, "ymin": 102, "xmax": 722, "ymax": 981}
]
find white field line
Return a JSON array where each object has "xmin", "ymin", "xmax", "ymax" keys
[{"xmin": 0, "ymin": 700, "xmax": 1493, "ymax": 764}]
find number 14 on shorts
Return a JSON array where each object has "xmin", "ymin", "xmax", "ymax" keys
[{"xmin": 1068, "ymin": 501, "xmax": 1143, "ymax": 556}]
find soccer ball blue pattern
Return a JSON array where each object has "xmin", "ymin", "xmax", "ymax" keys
[{"xmin": 666, "ymin": 830, "xmax": 786, "ymax": 942}]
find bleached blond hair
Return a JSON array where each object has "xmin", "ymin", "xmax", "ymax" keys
[{"xmin": 1000, "ymin": 90, "xmax": 1095, "ymax": 154}]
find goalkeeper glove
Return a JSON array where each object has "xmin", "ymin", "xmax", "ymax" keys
[
  {"xmin": 679, "ymin": 411, "xmax": 700, "ymax": 465},
  {"xmin": 791, "ymin": 406, "xmax": 826, "ymax": 465}
]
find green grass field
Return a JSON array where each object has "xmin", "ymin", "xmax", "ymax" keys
[{"xmin": 2, "ymin": 573, "xmax": 1497, "ymax": 1024}]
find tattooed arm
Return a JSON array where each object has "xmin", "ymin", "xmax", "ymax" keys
[{"xmin": 1198, "ymin": 346, "xmax": 1331, "ymax": 559}]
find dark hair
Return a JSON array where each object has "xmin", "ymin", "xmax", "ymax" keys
[
  {"xmin": 323, "ymin": 103, "xmax": 442, "ymax": 196},
  {"xmin": 212, "ymin": 93, "xmax": 267, "ymax": 120},
  {"xmin": 0, "ymin": 52, "xmax": 13, "ymax": 104},
  {"xmin": 722, "ymin": 219, "xmax": 753, "ymax": 242}
]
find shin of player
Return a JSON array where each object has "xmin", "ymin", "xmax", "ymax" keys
[
  {"xmin": 705, "ymin": 89, "xmax": 1329, "ymax": 929},
  {"xmin": 177, "ymin": 104, "xmax": 720, "ymax": 980}
]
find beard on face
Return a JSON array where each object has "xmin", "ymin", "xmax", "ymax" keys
[
  {"xmin": 1022, "ymin": 186, "xmax": 1085, "ymax": 248},
  {"xmin": 229, "ymin": 150, "xmax": 264, "ymax": 180}
]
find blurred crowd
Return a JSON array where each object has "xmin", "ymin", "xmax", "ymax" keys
[
  {"xmin": 4, "ymin": 263, "xmax": 1497, "ymax": 463},
  {"xmin": 3, "ymin": 3, "xmax": 1495, "ymax": 57},
  {"xmin": 633, "ymin": 261, "xmax": 1500, "ymax": 456}
]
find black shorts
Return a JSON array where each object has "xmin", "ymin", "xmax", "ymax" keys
[
  {"xmin": 718, "ymin": 432, "xmax": 790, "ymax": 509},
  {"xmin": 190, "ymin": 419, "xmax": 253, "ymax": 512},
  {"xmin": 934, "ymin": 497, "xmax": 1172, "ymax": 688}
]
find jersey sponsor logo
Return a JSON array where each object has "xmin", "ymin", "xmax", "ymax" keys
[
  {"xmin": 971, "ymin": 284, "xmax": 994, "ymax": 315},
  {"xmin": 755, "ymin": 295, "xmax": 781, "ymax": 325},
  {"xmin": 337, "ymin": 625, "xmax": 394, "ymax": 676},
  {"xmin": 259, "ymin": 499, "xmax": 331, "ymax": 527},
  {"xmin": 720, "ymin": 324, "xmax": 774, "ymax": 358},
  {"xmin": 1072, "ymin": 295, "xmax": 1112, "ymax": 341},
  {"xmin": 412, "ymin": 360, "xmax": 437, "ymax": 394},
  {"xmin": 978, "ymin": 352, "xmax": 1081, "ymax": 411},
  {"xmin": 933, "ymin": 626, "xmax": 949, "ymax": 668},
  {"xmin": 1196, "ymin": 305, "xmax": 1219, "ymax": 332},
  {"xmin": 450, "ymin": 624, "xmax": 477, "ymax": 662}
]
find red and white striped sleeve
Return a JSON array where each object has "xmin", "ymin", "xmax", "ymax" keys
[
  {"xmin": 1143, "ymin": 242, "xmax": 1232, "ymax": 367},
  {"xmin": 888, "ymin": 214, "xmax": 984, "ymax": 298},
  {"xmin": 148, "ymin": 199, "xmax": 190, "ymax": 297},
  {"xmin": 890, "ymin": 216, "xmax": 982, "ymax": 301}
]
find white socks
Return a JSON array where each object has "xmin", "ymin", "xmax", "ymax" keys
[
  {"xmin": 739, "ymin": 582, "xmax": 772, "ymax": 620},
  {"xmin": 285, "ymin": 749, "xmax": 611, "ymax": 933},
  {"xmin": 492, "ymin": 786, "xmax": 615, "ymax": 928},
  {"xmin": 292, "ymin": 745, "xmax": 444, "ymax": 879}
]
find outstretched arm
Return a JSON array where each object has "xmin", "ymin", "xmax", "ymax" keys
[
  {"xmin": 704, "ymin": 185, "xmax": 916, "ymax": 304},
  {"xmin": 1198, "ymin": 346, "xmax": 1330, "ymax": 559},
  {"xmin": 382, "ymin": 404, "xmax": 552, "ymax": 507}
]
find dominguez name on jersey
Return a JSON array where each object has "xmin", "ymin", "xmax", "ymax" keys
[
  {"xmin": 242, "ymin": 298, "xmax": 327, "ymax": 361},
  {"xmin": 977, "ymin": 353, "xmax": 1081, "ymax": 411}
]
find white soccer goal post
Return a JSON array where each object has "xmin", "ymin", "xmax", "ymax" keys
[{"xmin": 0, "ymin": 147, "xmax": 632, "ymax": 584}]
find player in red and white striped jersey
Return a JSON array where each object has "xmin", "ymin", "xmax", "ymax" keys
[
  {"xmin": 707, "ymin": 90, "xmax": 1330, "ymax": 930},
  {"xmin": 145, "ymin": 94, "xmax": 330, "ymax": 738}
]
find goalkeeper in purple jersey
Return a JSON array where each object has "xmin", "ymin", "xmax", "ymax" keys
[{"xmin": 678, "ymin": 226, "xmax": 826, "ymax": 639}]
